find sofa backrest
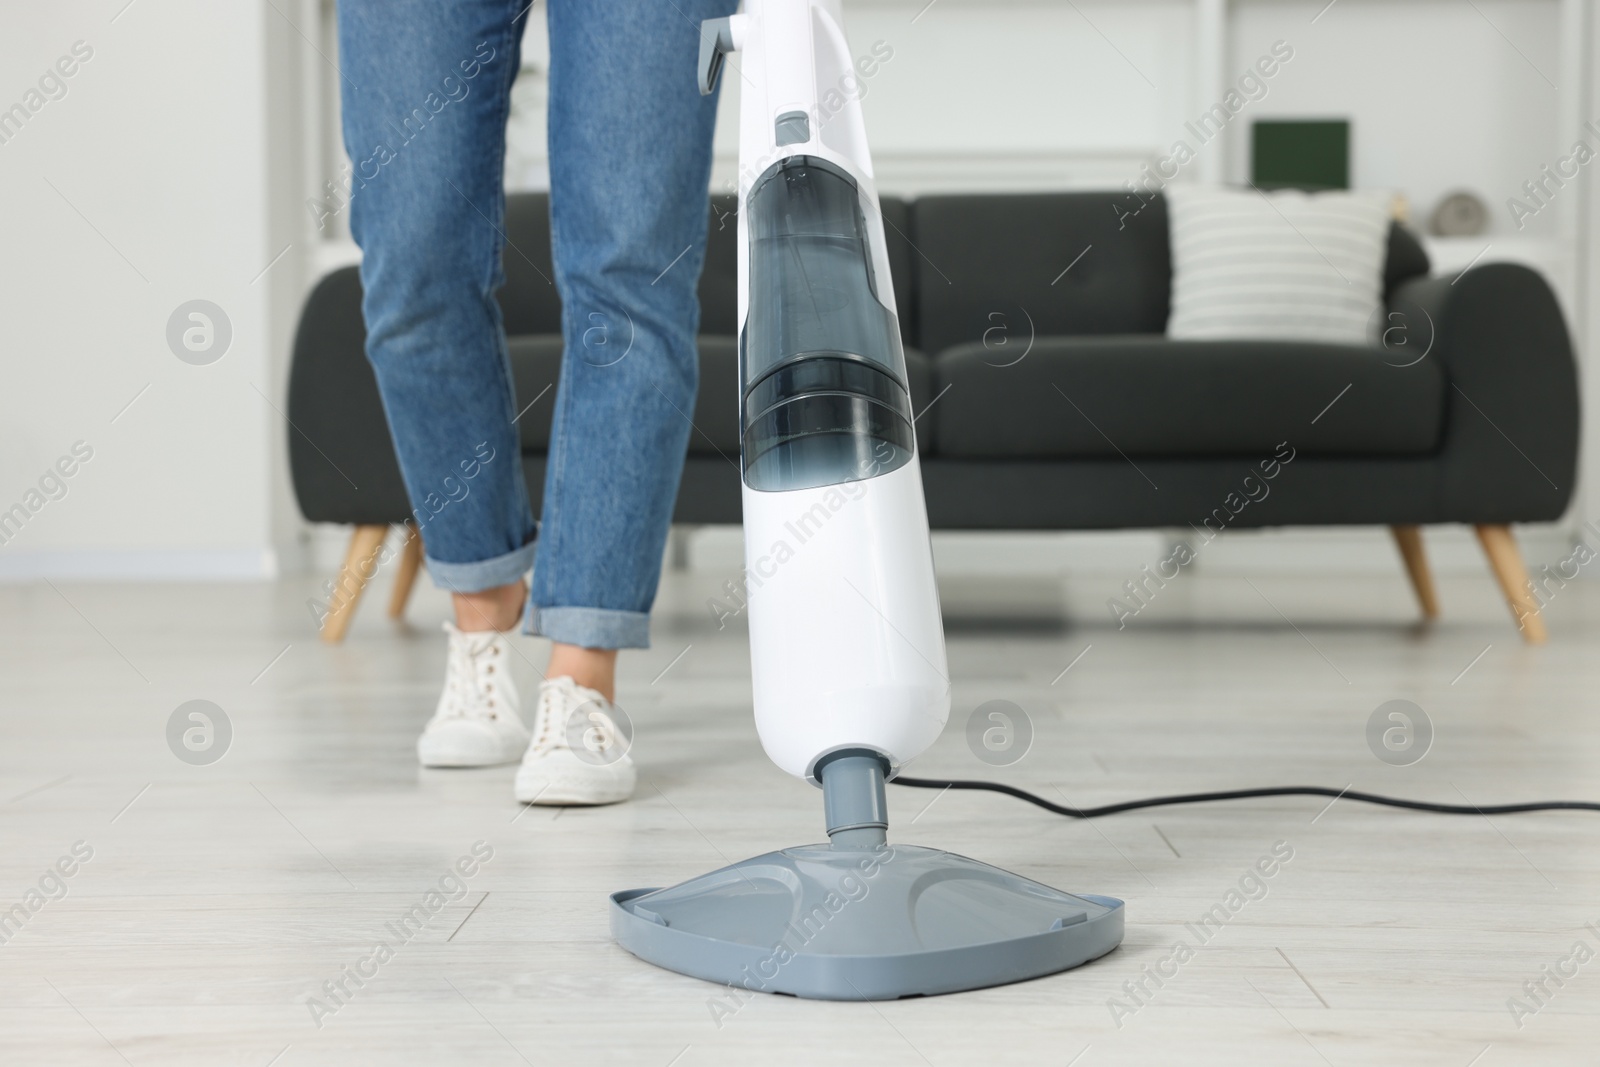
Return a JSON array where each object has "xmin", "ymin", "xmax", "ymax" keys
[
  {"xmin": 908, "ymin": 192, "xmax": 1431, "ymax": 356},
  {"xmin": 910, "ymin": 193, "xmax": 1173, "ymax": 356}
]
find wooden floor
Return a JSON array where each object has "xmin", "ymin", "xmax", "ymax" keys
[{"xmin": 2, "ymin": 563, "xmax": 1598, "ymax": 1066}]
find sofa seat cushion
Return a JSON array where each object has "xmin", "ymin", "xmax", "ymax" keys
[
  {"xmin": 686, "ymin": 335, "xmax": 742, "ymax": 456},
  {"xmin": 931, "ymin": 336, "xmax": 1444, "ymax": 460},
  {"xmin": 505, "ymin": 335, "xmax": 564, "ymax": 452},
  {"xmin": 508, "ymin": 335, "xmax": 934, "ymax": 456}
]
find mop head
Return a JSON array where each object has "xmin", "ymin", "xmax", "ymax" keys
[{"xmin": 611, "ymin": 842, "xmax": 1123, "ymax": 1000}]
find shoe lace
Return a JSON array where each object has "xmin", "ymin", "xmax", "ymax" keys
[
  {"xmin": 441, "ymin": 628, "xmax": 504, "ymax": 721},
  {"xmin": 531, "ymin": 678, "xmax": 618, "ymax": 757}
]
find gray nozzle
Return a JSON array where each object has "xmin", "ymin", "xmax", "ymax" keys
[{"xmin": 819, "ymin": 752, "xmax": 889, "ymax": 849}]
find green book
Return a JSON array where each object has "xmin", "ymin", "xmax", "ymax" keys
[{"xmin": 1252, "ymin": 120, "xmax": 1350, "ymax": 191}]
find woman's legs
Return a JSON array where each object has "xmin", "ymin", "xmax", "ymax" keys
[
  {"xmin": 339, "ymin": 0, "xmax": 541, "ymax": 769},
  {"xmin": 452, "ymin": 584, "xmax": 614, "ymax": 699},
  {"xmin": 452, "ymin": 581, "xmax": 526, "ymax": 631},
  {"xmin": 341, "ymin": 0, "xmax": 733, "ymax": 657},
  {"xmin": 339, "ymin": 0, "xmax": 734, "ymax": 785},
  {"xmin": 527, "ymin": 0, "xmax": 738, "ymax": 657},
  {"xmin": 338, "ymin": 0, "xmax": 537, "ymax": 603},
  {"xmin": 506, "ymin": 0, "xmax": 735, "ymax": 802}
]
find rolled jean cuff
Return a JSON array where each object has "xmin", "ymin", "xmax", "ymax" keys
[
  {"xmin": 525, "ymin": 605, "xmax": 651, "ymax": 649},
  {"xmin": 426, "ymin": 541, "xmax": 536, "ymax": 595}
]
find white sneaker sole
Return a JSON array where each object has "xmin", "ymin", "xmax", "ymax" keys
[
  {"xmin": 514, "ymin": 759, "xmax": 636, "ymax": 805},
  {"xmin": 417, "ymin": 723, "xmax": 530, "ymax": 769}
]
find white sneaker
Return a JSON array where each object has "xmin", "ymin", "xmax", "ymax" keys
[
  {"xmin": 513, "ymin": 677, "xmax": 636, "ymax": 805},
  {"xmin": 416, "ymin": 623, "xmax": 531, "ymax": 768}
]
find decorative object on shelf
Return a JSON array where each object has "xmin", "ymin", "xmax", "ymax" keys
[
  {"xmin": 1429, "ymin": 190, "xmax": 1489, "ymax": 237},
  {"xmin": 1252, "ymin": 119, "xmax": 1349, "ymax": 191}
]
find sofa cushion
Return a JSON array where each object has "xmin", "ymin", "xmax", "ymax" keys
[
  {"xmin": 505, "ymin": 335, "xmax": 562, "ymax": 452},
  {"xmin": 508, "ymin": 335, "xmax": 935, "ymax": 457},
  {"xmin": 931, "ymin": 336, "xmax": 1444, "ymax": 459},
  {"xmin": 500, "ymin": 193, "xmax": 562, "ymax": 337},
  {"xmin": 911, "ymin": 192, "xmax": 1173, "ymax": 356},
  {"xmin": 698, "ymin": 196, "xmax": 742, "ymax": 336},
  {"xmin": 688, "ymin": 336, "xmax": 742, "ymax": 456},
  {"xmin": 1165, "ymin": 186, "xmax": 1392, "ymax": 344},
  {"xmin": 877, "ymin": 196, "xmax": 919, "ymax": 348}
]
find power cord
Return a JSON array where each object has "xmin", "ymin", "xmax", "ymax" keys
[{"xmin": 890, "ymin": 777, "xmax": 1600, "ymax": 817}]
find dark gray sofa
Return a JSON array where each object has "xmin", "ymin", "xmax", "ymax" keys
[{"xmin": 289, "ymin": 190, "xmax": 1578, "ymax": 641}]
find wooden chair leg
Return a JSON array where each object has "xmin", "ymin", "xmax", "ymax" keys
[
  {"xmin": 1390, "ymin": 525, "xmax": 1440, "ymax": 619},
  {"xmin": 1474, "ymin": 524, "xmax": 1547, "ymax": 644},
  {"xmin": 321, "ymin": 524, "xmax": 389, "ymax": 644},
  {"xmin": 388, "ymin": 521, "xmax": 424, "ymax": 620}
]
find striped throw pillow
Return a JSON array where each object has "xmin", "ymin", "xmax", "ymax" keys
[{"xmin": 1165, "ymin": 186, "xmax": 1391, "ymax": 344}]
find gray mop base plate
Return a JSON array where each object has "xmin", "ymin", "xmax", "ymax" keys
[{"xmin": 611, "ymin": 842, "xmax": 1124, "ymax": 1000}]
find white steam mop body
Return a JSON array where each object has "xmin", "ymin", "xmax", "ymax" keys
[
  {"xmin": 729, "ymin": 0, "xmax": 949, "ymax": 781},
  {"xmin": 610, "ymin": 0, "xmax": 1123, "ymax": 999},
  {"xmin": 744, "ymin": 463, "xmax": 949, "ymax": 780}
]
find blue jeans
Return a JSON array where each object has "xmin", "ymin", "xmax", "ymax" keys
[{"xmin": 338, "ymin": 0, "xmax": 735, "ymax": 648}]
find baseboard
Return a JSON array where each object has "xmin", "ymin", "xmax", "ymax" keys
[{"xmin": 0, "ymin": 548, "xmax": 278, "ymax": 582}]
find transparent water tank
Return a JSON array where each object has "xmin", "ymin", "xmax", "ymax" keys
[{"xmin": 741, "ymin": 157, "xmax": 915, "ymax": 492}]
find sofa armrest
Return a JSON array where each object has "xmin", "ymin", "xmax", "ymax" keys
[
  {"xmin": 287, "ymin": 266, "xmax": 413, "ymax": 526},
  {"xmin": 1390, "ymin": 263, "xmax": 1578, "ymax": 523}
]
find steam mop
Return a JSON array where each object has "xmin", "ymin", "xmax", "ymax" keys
[{"xmin": 609, "ymin": 0, "xmax": 1124, "ymax": 999}]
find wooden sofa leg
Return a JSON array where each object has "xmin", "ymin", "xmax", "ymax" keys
[
  {"xmin": 321, "ymin": 524, "xmax": 389, "ymax": 644},
  {"xmin": 1474, "ymin": 524, "xmax": 1547, "ymax": 644},
  {"xmin": 668, "ymin": 525, "xmax": 696, "ymax": 571},
  {"xmin": 388, "ymin": 522, "xmax": 424, "ymax": 620},
  {"xmin": 1389, "ymin": 525, "xmax": 1440, "ymax": 620}
]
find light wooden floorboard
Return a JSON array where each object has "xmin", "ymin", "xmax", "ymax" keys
[{"xmin": 1, "ymin": 567, "xmax": 1597, "ymax": 1065}]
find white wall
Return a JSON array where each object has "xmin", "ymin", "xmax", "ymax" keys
[
  {"xmin": 1223, "ymin": 0, "xmax": 1585, "ymax": 329},
  {"xmin": 502, "ymin": 1, "xmax": 1576, "ymax": 210},
  {"xmin": 0, "ymin": 0, "xmax": 295, "ymax": 580},
  {"xmin": 1227, "ymin": 1, "xmax": 1565, "ymax": 234}
]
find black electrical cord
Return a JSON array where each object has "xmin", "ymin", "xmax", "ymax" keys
[{"xmin": 890, "ymin": 777, "xmax": 1600, "ymax": 817}]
